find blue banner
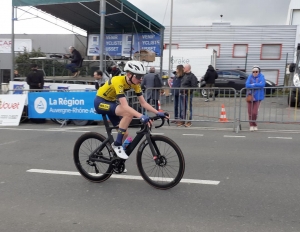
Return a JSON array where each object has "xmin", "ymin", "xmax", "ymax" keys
[
  {"xmin": 105, "ymin": 34, "xmax": 123, "ymax": 56},
  {"xmin": 13, "ymin": 84, "xmax": 25, "ymax": 94},
  {"xmin": 88, "ymin": 33, "xmax": 161, "ymax": 57},
  {"xmin": 136, "ymin": 33, "xmax": 161, "ymax": 56},
  {"xmin": 28, "ymin": 92, "xmax": 103, "ymax": 120}
]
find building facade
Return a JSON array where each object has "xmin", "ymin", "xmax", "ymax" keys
[{"xmin": 163, "ymin": 24, "xmax": 297, "ymax": 85}]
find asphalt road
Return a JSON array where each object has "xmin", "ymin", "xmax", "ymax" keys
[{"xmin": 1, "ymin": 122, "xmax": 300, "ymax": 232}]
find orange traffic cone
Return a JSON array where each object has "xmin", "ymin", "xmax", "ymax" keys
[
  {"xmin": 219, "ymin": 104, "xmax": 228, "ymax": 122},
  {"xmin": 158, "ymin": 100, "xmax": 163, "ymax": 112}
]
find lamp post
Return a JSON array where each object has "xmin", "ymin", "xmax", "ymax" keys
[
  {"xmin": 168, "ymin": 0, "xmax": 173, "ymax": 79},
  {"xmin": 11, "ymin": 6, "xmax": 15, "ymax": 81},
  {"xmin": 99, "ymin": 0, "xmax": 106, "ymax": 72}
]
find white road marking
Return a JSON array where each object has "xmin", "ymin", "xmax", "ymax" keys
[
  {"xmin": 60, "ymin": 126, "xmax": 101, "ymax": 130},
  {"xmin": 224, "ymin": 135, "xmax": 245, "ymax": 138},
  {"xmin": 151, "ymin": 133, "xmax": 164, "ymax": 135},
  {"xmin": 268, "ymin": 137, "xmax": 293, "ymax": 140},
  {"xmin": 62, "ymin": 130, "xmax": 91, "ymax": 133},
  {"xmin": 26, "ymin": 169, "xmax": 220, "ymax": 185},
  {"xmin": 0, "ymin": 128, "xmax": 63, "ymax": 132},
  {"xmin": 164, "ymin": 126, "xmax": 231, "ymax": 131},
  {"xmin": 0, "ymin": 128, "xmax": 91, "ymax": 133},
  {"xmin": 0, "ymin": 140, "xmax": 18, "ymax": 146},
  {"xmin": 182, "ymin": 134, "xmax": 203, "ymax": 136}
]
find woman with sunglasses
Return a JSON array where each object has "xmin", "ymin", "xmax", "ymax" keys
[
  {"xmin": 245, "ymin": 66, "xmax": 266, "ymax": 131},
  {"xmin": 94, "ymin": 61, "xmax": 168, "ymax": 160}
]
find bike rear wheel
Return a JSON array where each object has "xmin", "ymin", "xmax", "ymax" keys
[
  {"xmin": 136, "ymin": 135, "xmax": 185, "ymax": 189},
  {"xmin": 73, "ymin": 132, "xmax": 113, "ymax": 182}
]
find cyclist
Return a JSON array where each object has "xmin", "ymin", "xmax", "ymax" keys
[{"xmin": 94, "ymin": 61, "xmax": 167, "ymax": 160}]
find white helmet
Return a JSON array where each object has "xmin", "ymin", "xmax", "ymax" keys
[{"xmin": 124, "ymin": 61, "xmax": 146, "ymax": 75}]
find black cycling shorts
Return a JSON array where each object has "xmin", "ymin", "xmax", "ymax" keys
[{"xmin": 94, "ymin": 96, "xmax": 120, "ymax": 126}]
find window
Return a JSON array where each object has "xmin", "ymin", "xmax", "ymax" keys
[
  {"xmin": 229, "ymin": 71, "xmax": 241, "ymax": 79},
  {"xmin": 164, "ymin": 44, "xmax": 179, "ymax": 49},
  {"xmin": 216, "ymin": 71, "xmax": 223, "ymax": 77},
  {"xmin": 206, "ymin": 44, "xmax": 220, "ymax": 57},
  {"xmin": 0, "ymin": 69, "xmax": 11, "ymax": 83},
  {"xmin": 261, "ymin": 70, "xmax": 279, "ymax": 85},
  {"xmin": 292, "ymin": 10, "xmax": 300, "ymax": 25},
  {"xmin": 260, "ymin": 44, "xmax": 282, "ymax": 60},
  {"xmin": 233, "ymin": 44, "xmax": 248, "ymax": 58},
  {"xmin": 222, "ymin": 71, "xmax": 231, "ymax": 77}
]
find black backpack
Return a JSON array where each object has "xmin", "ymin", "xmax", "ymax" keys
[{"xmin": 153, "ymin": 74, "xmax": 162, "ymax": 87}]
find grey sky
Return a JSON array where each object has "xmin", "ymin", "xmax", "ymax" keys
[
  {"xmin": 128, "ymin": 0, "xmax": 290, "ymax": 26},
  {"xmin": 0, "ymin": 0, "xmax": 291, "ymax": 34}
]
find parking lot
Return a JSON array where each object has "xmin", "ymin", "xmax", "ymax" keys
[{"xmin": 1, "ymin": 121, "xmax": 300, "ymax": 232}]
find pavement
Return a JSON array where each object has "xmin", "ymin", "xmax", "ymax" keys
[{"xmin": 1, "ymin": 121, "xmax": 300, "ymax": 232}]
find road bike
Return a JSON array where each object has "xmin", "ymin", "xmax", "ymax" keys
[{"xmin": 73, "ymin": 114, "xmax": 185, "ymax": 189}]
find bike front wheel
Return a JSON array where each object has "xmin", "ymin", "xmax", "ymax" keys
[
  {"xmin": 136, "ymin": 135, "xmax": 185, "ymax": 189},
  {"xmin": 73, "ymin": 132, "xmax": 113, "ymax": 182}
]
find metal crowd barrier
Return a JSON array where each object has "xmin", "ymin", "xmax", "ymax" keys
[
  {"xmin": 145, "ymin": 87, "xmax": 238, "ymax": 130},
  {"xmin": 237, "ymin": 86, "xmax": 300, "ymax": 132}
]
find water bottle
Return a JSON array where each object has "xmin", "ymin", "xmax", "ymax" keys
[{"xmin": 122, "ymin": 137, "xmax": 133, "ymax": 150}]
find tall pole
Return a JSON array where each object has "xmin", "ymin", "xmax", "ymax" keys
[
  {"xmin": 168, "ymin": 0, "xmax": 173, "ymax": 79},
  {"xmin": 159, "ymin": 28, "xmax": 164, "ymax": 78},
  {"xmin": 99, "ymin": 0, "xmax": 106, "ymax": 71},
  {"xmin": 11, "ymin": 6, "xmax": 15, "ymax": 81}
]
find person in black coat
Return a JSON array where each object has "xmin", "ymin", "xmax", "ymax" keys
[
  {"xmin": 26, "ymin": 64, "xmax": 46, "ymax": 124},
  {"xmin": 26, "ymin": 64, "xmax": 44, "ymax": 90},
  {"xmin": 170, "ymin": 65, "xmax": 184, "ymax": 123},
  {"xmin": 204, "ymin": 65, "xmax": 218, "ymax": 102},
  {"xmin": 178, "ymin": 64, "xmax": 198, "ymax": 127},
  {"xmin": 64, "ymin": 46, "xmax": 82, "ymax": 77}
]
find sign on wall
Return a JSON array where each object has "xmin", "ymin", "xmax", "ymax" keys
[
  {"xmin": 0, "ymin": 39, "xmax": 32, "ymax": 53},
  {"xmin": 28, "ymin": 92, "xmax": 102, "ymax": 120},
  {"xmin": 0, "ymin": 94, "xmax": 27, "ymax": 126},
  {"xmin": 87, "ymin": 33, "xmax": 161, "ymax": 57}
]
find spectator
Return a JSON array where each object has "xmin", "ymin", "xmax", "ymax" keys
[
  {"xmin": 14, "ymin": 70, "xmax": 20, "ymax": 78},
  {"xmin": 94, "ymin": 70, "xmax": 109, "ymax": 90},
  {"xmin": 172, "ymin": 65, "xmax": 184, "ymax": 123},
  {"xmin": 26, "ymin": 64, "xmax": 44, "ymax": 90},
  {"xmin": 141, "ymin": 66, "xmax": 162, "ymax": 110},
  {"xmin": 245, "ymin": 65, "xmax": 266, "ymax": 131},
  {"xmin": 204, "ymin": 65, "xmax": 218, "ymax": 102},
  {"xmin": 178, "ymin": 64, "xmax": 198, "ymax": 127},
  {"xmin": 107, "ymin": 65, "xmax": 121, "ymax": 77},
  {"xmin": 64, "ymin": 46, "xmax": 82, "ymax": 77}
]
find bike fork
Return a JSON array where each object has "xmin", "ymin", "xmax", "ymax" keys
[{"xmin": 146, "ymin": 134, "xmax": 162, "ymax": 164}]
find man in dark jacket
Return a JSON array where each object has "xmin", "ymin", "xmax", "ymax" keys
[
  {"xmin": 141, "ymin": 67, "xmax": 162, "ymax": 110},
  {"xmin": 204, "ymin": 65, "xmax": 218, "ymax": 102},
  {"xmin": 65, "ymin": 46, "xmax": 82, "ymax": 77},
  {"xmin": 26, "ymin": 64, "xmax": 44, "ymax": 90},
  {"xmin": 179, "ymin": 64, "xmax": 198, "ymax": 127}
]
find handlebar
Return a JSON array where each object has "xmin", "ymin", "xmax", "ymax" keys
[{"xmin": 136, "ymin": 112, "xmax": 169, "ymax": 134}]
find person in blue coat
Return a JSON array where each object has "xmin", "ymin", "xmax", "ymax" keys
[{"xmin": 245, "ymin": 65, "xmax": 266, "ymax": 131}]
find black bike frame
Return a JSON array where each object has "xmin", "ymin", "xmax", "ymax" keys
[{"xmin": 101, "ymin": 114, "xmax": 160, "ymax": 159}]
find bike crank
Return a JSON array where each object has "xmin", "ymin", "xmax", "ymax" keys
[{"xmin": 112, "ymin": 159, "xmax": 125, "ymax": 174}]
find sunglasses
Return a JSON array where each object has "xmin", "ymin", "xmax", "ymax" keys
[
  {"xmin": 252, "ymin": 71, "xmax": 258, "ymax": 73},
  {"xmin": 133, "ymin": 74, "xmax": 144, "ymax": 80}
]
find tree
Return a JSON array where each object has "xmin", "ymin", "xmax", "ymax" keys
[{"xmin": 15, "ymin": 48, "xmax": 64, "ymax": 77}]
